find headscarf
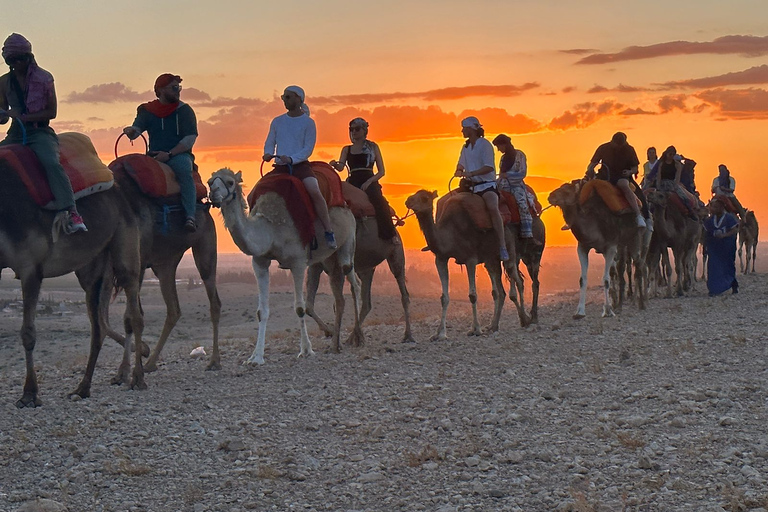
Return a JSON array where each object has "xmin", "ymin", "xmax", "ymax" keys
[
  {"xmin": 285, "ymin": 85, "xmax": 310, "ymax": 116},
  {"xmin": 2, "ymin": 33, "xmax": 54, "ymax": 115},
  {"xmin": 718, "ymin": 164, "xmax": 731, "ymax": 190},
  {"xmin": 461, "ymin": 116, "xmax": 481, "ymax": 130}
]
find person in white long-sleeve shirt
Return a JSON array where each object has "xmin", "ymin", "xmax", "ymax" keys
[{"xmin": 263, "ymin": 85, "xmax": 336, "ymax": 248}]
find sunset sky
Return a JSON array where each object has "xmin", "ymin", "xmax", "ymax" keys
[{"xmin": 6, "ymin": 1, "xmax": 768, "ymax": 250}]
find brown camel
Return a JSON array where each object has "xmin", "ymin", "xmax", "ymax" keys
[
  {"xmin": 0, "ymin": 158, "xmax": 145, "ymax": 408},
  {"xmin": 738, "ymin": 210, "xmax": 759, "ymax": 274},
  {"xmin": 306, "ymin": 215, "xmax": 414, "ymax": 343},
  {"xmin": 404, "ymin": 190, "xmax": 530, "ymax": 341},
  {"xmin": 208, "ymin": 168, "xmax": 363, "ymax": 364},
  {"xmin": 646, "ymin": 190, "xmax": 701, "ymax": 296},
  {"xmin": 104, "ymin": 165, "xmax": 222, "ymax": 371},
  {"xmin": 507, "ymin": 216, "xmax": 546, "ymax": 323},
  {"xmin": 548, "ymin": 180, "xmax": 648, "ymax": 319}
]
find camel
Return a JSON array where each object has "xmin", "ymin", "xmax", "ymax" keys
[
  {"xmin": 548, "ymin": 180, "xmax": 648, "ymax": 319},
  {"xmin": 0, "ymin": 159, "xmax": 145, "ymax": 407},
  {"xmin": 508, "ymin": 218, "xmax": 546, "ymax": 323},
  {"xmin": 738, "ymin": 210, "xmax": 759, "ymax": 274},
  {"xmin": 207, "ymin": 168, "xmax": 362, "ymax": 364},
  {"xmin": 104, "ymin": 165, "xmax": 222, "ymax": 371},
  {"xmin": 646, "ymin": 190, "xmax": 701, "ymax": 297},
  {"xmin": 305, "ymin": 216, "xmax": 414, "ymax": 343},
  {"xmin": 404, "ymin": 189, "xmax": 530, "ymax": 341}
]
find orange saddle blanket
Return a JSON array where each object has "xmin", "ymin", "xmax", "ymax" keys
[
  {"xmin": 500, "ymin": 185, "xmax": 543, "ymax": 223},
  {"xmin": 436, "ymin": 190, "xmax": 511, "ymax": 230},
  {"xmin": 342, "ymin": 182, "xmax": 397, "ymax": 219},
  {"xmin": 108, "ymin": 153, "xmax": 207, "ymax": 200},
  {"xmin": 247, "ymin": 161, "xmax": 346, "ymax": 247},
  {"xmin": 0, "ymin": 132, "xmax": 113, "ymax": 209},
  {"xmin": 579, "ymin": 179, "xmax": 640, "ymax": 214}
]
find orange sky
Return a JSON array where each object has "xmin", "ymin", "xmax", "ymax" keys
[{"xmin": 5, "ymin": 2, "xmax": 768, "ymax": 250}]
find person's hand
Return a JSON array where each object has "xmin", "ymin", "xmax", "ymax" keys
[
  {"xmin": 454, "ymin": 169, "xmax": 465, "ymax": 178},
  {"xmin": 276, "ymin": 155, "xmax": 292, "ymax": 166},
  {"xmin": 154, "ymin": 151, "xmax": 170, "ymax": 163},
  {"xmin": 123, "ymin": 126, "xmax": 139, "ymax": 139},
  {"xmin": 329, "ymin": 159, "xmax": 340, "ymax": 170},
  {"xmin": 263, "ymin": 154, "xmax": 274, "ymax": 162}
]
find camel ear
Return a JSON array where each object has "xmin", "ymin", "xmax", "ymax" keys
[
  {"xmin": 235, "ymin": 171, "xmax": 243, "ymax": 183},
  {"xmin": 431, "ymin": 190, "xmax": 438, "ymax": 199}
]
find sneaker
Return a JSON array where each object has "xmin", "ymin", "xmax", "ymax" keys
[
  {"xmin": 324, "ymin": 231, "xmax": 337, "ymax": 249},
  {"xmin": 500, "ymin": 246, "xmax": 510, "ymax": 261},
  {"xmin": 636, "ymin": 215, "xmax": 646, "ymax": 228},
  {"xmin": 184, "ymin": 217, "xmax": 197, "ymax": 233},
  {"xmin": 68, "ymin": 212, "xmax": 88, "ymax": 233}
]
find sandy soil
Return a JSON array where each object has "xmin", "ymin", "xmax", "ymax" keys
[{"xmin": 0, "ymin": 248, "xmax": 767, "ymax": 512}]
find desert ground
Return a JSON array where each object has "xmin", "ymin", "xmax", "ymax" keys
[{"xmin": 0, "ymin": 247, "xmax": 767, "ymax": 512}]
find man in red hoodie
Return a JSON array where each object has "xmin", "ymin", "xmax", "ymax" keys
[{"xmin": 123, "ymin": 73, "xmax": 198, "ymax": 232}]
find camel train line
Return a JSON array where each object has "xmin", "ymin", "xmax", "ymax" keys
[{"xmin": 0, "ymin": 127, "xmax": 756, "ymax": 406}]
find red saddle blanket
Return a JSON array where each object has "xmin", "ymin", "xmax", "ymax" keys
[
  {"xmin": 108, "ymin": 153, "xmax": 207, "ymax": 200},
  {"xmin": 0, "ymin": 132, "xmax": 114, "ymax": 209},
  {"xmin": 247, "ymin": 161, "xmax": 346, "ymax": 247},
  {"xmin": 579, "ymin": 179, "xmax": 640, "ymax": 213},
  {"xmin": 500, "ymin": 185, "xmax": 542, "ymax": 223},
  {"xmin": 713, "ymin": 194, "xmax": 738, "ymax": 214},
  {"xmin": 436, "ymin": 190, "xmax": 511, "ymax": 230}
]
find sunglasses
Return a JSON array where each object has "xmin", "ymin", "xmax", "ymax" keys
[
  {"xmin": 349, "ymin": 126, "xmax": 364, "ymax": 132},
  {"xmin": 168, "ymin": 85, "xmax": 182, "ymax": 92},
  {"xmin": 4, "ymin": 55, "xmax": 28, "ymax": 65}
]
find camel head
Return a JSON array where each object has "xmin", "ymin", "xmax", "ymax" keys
[
  {"xmin": 405, "ymin": 189, "xmax": 438, "ymax": 214},
  {"xmin": 547, "ymin": 182, "xmax": 578, "ymax": 208},
  {"xmin": 646, "ymin": 189, "xmax": 668, "ymax": 207},
  {"xmin": 208, "ymin": 168, "xmax": 243, "ymax": 207}
]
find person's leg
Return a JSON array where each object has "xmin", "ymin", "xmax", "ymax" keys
[
  {"xmin": 302, "ymin": 176, "xmax": 336, "ymax": 248},
  {"xmin": 628, "ymin": 177, "xmax": 650, "ymax": 218},
  {"xmin": 481, "ymin": 190, "xmax": 508, "ymax": 260},
  {"xmin": 729, "ymin": 194, "xmax": 747, "ymax": 219},
  {"xmin": 618, "ymin": 178, "xmax": 645, "ymax": 227},
  {"xmin": 512, "ymin": 185, "xmax": 533, "ymax": 237},
  {"xmin": 27, "ymin": 129, "xmax": 75, "ymax": 212},
  {"xmin": 167, "ymin": 153, "xmax": 196, "ymax": 223},
  {"xmin": 366, "ymin": 182, "xmax": 397, "ymax": 240}
]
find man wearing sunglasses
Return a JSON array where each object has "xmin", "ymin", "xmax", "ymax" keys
[
  {"xmin": 0, "ymin": 33, "xmax": 87, "ymax": 233},
  {"xmin": 123, "ymin": 73, "xmax": 199, "ymax": 232}
]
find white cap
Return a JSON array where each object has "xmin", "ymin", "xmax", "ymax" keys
[{"xmin": 461, "ymin": 116, "xmax": 482, "ymax": 129}]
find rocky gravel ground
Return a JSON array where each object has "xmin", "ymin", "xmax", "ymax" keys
[{"xmin": 1, "ymin": 271, "xmax": 767, "ymax": 512}]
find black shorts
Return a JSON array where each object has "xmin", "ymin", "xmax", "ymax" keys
[
  {"xmin": 270, "ymin": 161, "xmax": 314, "ymax": 181},
  {"xmin": 474, "ymin": 185, "xmax": 498, "ymax": 197}
]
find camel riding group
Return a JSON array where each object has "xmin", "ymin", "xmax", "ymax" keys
[{"xmin": 0, "ymin": 33, "xmax": 755, "ymax": 408}]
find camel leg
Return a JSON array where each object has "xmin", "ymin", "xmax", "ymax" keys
[
  {"xmin": 485, "ymin": 262, "xmax": 506, "ymax": 333},
  {"xmin": 663, "ymin": 249, "xmax": 673, "ymax": 298},
  {"xmin": 601, "ymin": 246, "xmax": 617, "ymax": 318},
  {"xmin": 246, "ymin": 259, "xmax": 272, "ymax": 365},
  {"xmin": 751, "ymin": 241, "xmax": 757, "ymax": 273},
  {"xmin": 103, "ymin": 268, "xmax": 150, "ymax": 358},
  {"xmin": 293, "ymin": 264, "xmax": 314, "ymax": 359},
  {"xmin": 574, "ymin": 244, "xmax": 590, "ymax": 319},
  {"xmin": 305, "ymin": 263, "xmax": 333, "ymax": 338},
  {"xmin": 634, "ymin": 253, "xmax": 647, "ymax": 311},
  {"xmin": 525, "ymin": 255, "xmax": 542, "ymax": 324},
  {"xmin": 354, "ymin": 267, "xmax": 374, "ymax": 332},
  {"xmin": 738, "ymin": 239, "xmax": 745, "ymax": 273},
  {"xmin": 344, "ymin": 264, "xmax": 365, "ymax": 347},
  {"xmin": 466, "ymin": 263, "xmax": 481, "ymax": 336},
  {"xmin": 432, "ymin": 257, "xmax": 450, "ymax": 341},
  {"xmin": 17, "ymin": 271, "xmax": 43, "ymax": 408},
  {"xmin": 387, "ymin": 248, "xmax": 415, "ymax": 343},
  {"xmin": 112, "ymin": 246, "xmax": 147, "ymax": 391},
  {"xmin": 504, "ymin": 260, "xmax": 530, "ymax": 328},
  {"xmin": 673, "ymin": 249, "xmax": 685, "ymax": 297},
  {"xmin": 144, "ymin": 260, "xmax": 182, "ymax": 372},
  {"xmin": 193, "ymin": 237, "xmax": 222, "ymax": 371}
]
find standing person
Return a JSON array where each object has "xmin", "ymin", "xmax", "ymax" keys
[
  {"xmin": 263, "ymin": 85, "xmax": 336, "ymax": 249},
  {"xmin": 330, "ymin": 117, "xmax": 398, "ymax": 244},
  {"xmin": 704, "ymin": 197, "xmax": 739, "ymax": 296},
  {"xmin": 0, "ymin": 33, "xmax": 86, "ymax": 233},
  {"xmin": 492, "ymin": 133, "xmax": 535, "ymax": 241},
  {"xmin": 641, "ymin": 146, "xmax": 658, "ymax": 189},
  {"xmin": 586, "ymin": 132, "xmax": 650, "ymax": 229},
  {"xmin": 711, "ymin": 164, "xmax": 746, "ymax": 218},
  {"xmin": 453, "ymin": 116, "xmax": 508, "ymax": 261},
  {"xmin": 124, "ymin": 73, "xmax": 199, "ymax": 232}
]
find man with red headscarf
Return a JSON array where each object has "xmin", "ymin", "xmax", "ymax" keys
[
  {"xmin": 123, "ymin": 73, "xmax": 199, "ymax": 232},
  {"xmin": 0, "ymin": 33, "xmax": 87, "ymax": 233}
]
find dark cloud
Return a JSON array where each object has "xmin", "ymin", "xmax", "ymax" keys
[
  {"xmin": 657, "ymin": 94, "xmax": 689, "ymax": 113},
  {"xmin": 577, "ymin": 35, "xmax": 768, "ymax": 65},
  {"xmin": 620, "ymin": 108, "xmax": 655, "ymax": 116},
  {"xmin": 547, "ymin": 100, "xmax": 627, "ymax": 131},
  {"xmin": 560, "ymin": 49, "xmax": 599, "ymax": 55},
  {"xmin": 657, "ymin": 64, "xmax": 768, "ymax": 89},
  {"xmin": 561, "ymin": 86, "xmax": 577, "ymax": 93},
  {"xmin": 587, "ymin": 84, "xmax": 650, "ymax": 93},
  {"xmin": 310, "ymin": 83, "xmax": 541, "ymax": 106},
  {"xmin": 65, "ymin": 83, "xmax": 151, "ymax": 103},
  {"xmin": 694, "ymin": 88, "xmax": 768, "ymax": 119}
]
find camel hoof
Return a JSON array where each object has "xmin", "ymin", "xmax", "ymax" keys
[
  {"xmin": 244, "ymin": 357, "xmax": 265, "ymax": 366},
  {"xmin": 573, "ymin": 313, "xmax": 586, "ymax": 320},
  {"xmin": 401, "ymin": 334, "xmax": 416, "ymax": 344},
  {"xmin": 429, "ymin": 333, "xmax": 447, "ymax": 342},
  {"xmin": 345, "ymin": 330, "xmax": 365, "ymax": 347},
  {"xmin": 467, "ymin": 329, "xmax": 482, "ymax": 336},
  {"xmin": 297, "ymin": 349, "xmax": 316, "ymax": 359},
  {"xmin": 519, "ymin": 315, "xmax": 532, "ymax": 328},
  {"xmin": 144, "ymin": 361, "xmax": 158, "ymax": 373},
  {"xmin": 482, "ymin": 325, "xmax": 499, "ymax": 334},
  {"xmin": 68, "ymin": 386, "xmax": 90, "ymax": 400},
  {"xmin": 322, "ymin": 330, "xmax": 333, "ymax": 338},
  {"xmin": 205, "ymin": 359, "xmax": 222, "ymax": 371},
  {"xmin": 134, "ymin": 341, "xmax": 150, "ymax": 358},
  {"xmin": 602, "ymin": 311, "xmax": 615, "ymax": 318},
  {"xmin": 111, "ymin": 364, "xmax": 131, "ymax": 385},
  {"xmin": 130, "ymin": 374, "xmax": 148, "ymax": 391},
  {"xmin": 16, "ymin": 393, "xmax": 42, "ymax": 408}
]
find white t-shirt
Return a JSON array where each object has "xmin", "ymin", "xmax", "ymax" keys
[
  {"xmin": 458, "ymin": 137, "xmax": 496, "ymax": 192},
  {"xmin": 263, "ymin": 113, "xmax": 316, "ymax": 164},
  {"xmin": 712, "ymin": 176, "xmax": 736, "ymax": 195}
]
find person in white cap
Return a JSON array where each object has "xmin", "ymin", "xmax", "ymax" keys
[
  {"xmin": 454, "ymin": 116, "xmax": 509, "ymax": 261},
  {"xmin": 263, "ymin": 85, "xmax": 337, "ymax": 249}
]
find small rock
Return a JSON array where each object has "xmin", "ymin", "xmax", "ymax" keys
[
  {"xmin": 359, "ymin": 471, "xmax": 384, "ymax": 483},
  {"xmin": 17, "ymin": 499, "xmax": 69, "ymax": 512}
]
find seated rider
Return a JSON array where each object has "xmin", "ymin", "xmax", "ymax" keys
[
  {"xmin": 711, "ymin": 164, "xmax": 746, "ymax": 219},
  {"xmin": 587, "ymin": 132, "xmax": 650, "ymax": 229},
  {"xmin": 330, "ymin": 117, "xmax": 399, "ymax": 244},
  {"xmin": 492, "ymin": 133, "xmax": 536, "ymax": 242},
  {"xmin": 0, "ymin": 33, "xmax": 87, "ymax": 233},
  {"xmin": 123, "ymin": 73, "xmax": 199, "ymax": 232},
  {"xmin": 263, "ymin": 85, "xmax": 337, "ymax": 249},
  {"xmin": 453, "ymin": 116, "xmax": 509, "ymax": 261},
  {"xmin": 655, "ymin": 145, "xmax": 699, "ymax": 216},
  {"xmin": 641, "ymin": 146, "xmax": 658, "ymax": 190}
]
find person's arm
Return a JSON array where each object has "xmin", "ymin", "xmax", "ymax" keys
[
  {"xmin": 674, "ymin": 161, "xmax": 682, "ymax": 184},
  {"xmin": 330, "ymin": 146, "xmax": 349, "ymax": 172},
  {"xmin": 0, "ymin": 76, "xmax": 9, "ymax": 124},
  {"xmin": 455, "ymin": 148, "xmax": 466, "ymax": 176},
  {"xmin": 19, "ymin": 80, "xmax": 57, "ymax": 123},
  {"xmin": 506, "ymin": 150, "xmax": 528, "ymax": 181},
  {"xmin": 656, "ymin": 165, "xmax": 662, "ymax": 189},
  {"xmin": 124, "ymin": 106, "xmax": 148, "ymax": 140},
  {"xmin": 263, "ymin": 118, "xmax": 277, "ymax": 161},
  {"xmin": 362, "ymin": 143, "xmax": 385, "ymax": 190}
]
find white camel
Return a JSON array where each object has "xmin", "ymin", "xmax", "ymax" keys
[{"xmin": 208, "ymin": 168, "xmax": 362, "ymax": 365}]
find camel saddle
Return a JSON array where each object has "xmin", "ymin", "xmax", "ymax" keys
[
  {"xmin": 500, "ymin": 185, "xmax": 543, "ymax": 223},
  {"xmin": 435, "ymin": 190, "xmax": 512, "ymax": 230},
  {"xmin": 0, "ymin": 132, "xmax": 114, "ymax": 209},
  {"xmin": 247, "ymin": 161, "xmax": 347, "ymax": 248},
  {"xmin": 108, "ymin": 153, "xmax": 207, "ymax": 200},
  {"xmin": 579, "ymin": 179, "xmax": 640, "ymax": 214}
]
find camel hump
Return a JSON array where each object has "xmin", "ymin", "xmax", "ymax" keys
[
  {"xmin": 435, "ymin": 190, "xmax": 500, "ymax": 230},
  {"xmin": 108, "ymin": 153, "xmax": 207, "ymax": 201},
  {"xmin": 0, "ymin": 132, "xmax": 114, "ymax": 209},
  {"xmin": 310, "ymin": 161, "xmax": 346, "ymax": 208},
  {"xmin": 579, "ymin": 179, "xmax": 638, "ymax": 214}
]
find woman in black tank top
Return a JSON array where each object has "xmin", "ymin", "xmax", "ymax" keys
[
  {"xmin": 655, "ymin": 146, "xmax": 682, "ymax": 189},
  {"xmin": 330, "ymin": 117, "xmax": 398, "ymax": 242}
]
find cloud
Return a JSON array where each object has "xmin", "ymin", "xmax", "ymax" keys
[
  {"xmin": 560, "ymin": 49, "xmax": 599, "ymax": 55},
  {"xmin": 657, "ymin": 94, "xmax": 689, "ymax": 113},
  {"xmin": 310, "ymin": 83, "xmax": 541, "ymax": 106},
  {"xmin": 587, "ymin": 84, "xmax": 650, "ymax": 94},
  {"xmin": 620, "ymin": 108, "xmax": 655, "ymax": 116},
  {"xmin": 694, "ymin": 88, "xmax": 768, "ymax": 119},
  {"xmin": 657, "ymin": 64, "xmax": 768, "ymax": 89},
  {"xmin": 561, "ymin": 86, "xmax": 577, "ymax": 94},
  {"xmin": 65, "ymin": 82, "xmax": 151, "ymax": 103},
  {"xmin": 547, "ymin": 100, "xmax": 627, "ymax": 130},
  {"xmin": 577, "ymin": 35, "xmax": 768, "ymax": 64}
]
